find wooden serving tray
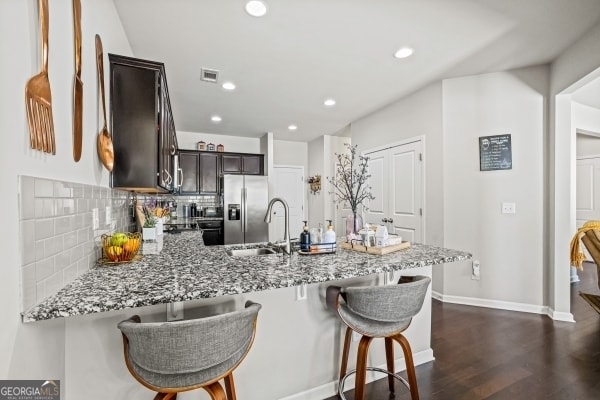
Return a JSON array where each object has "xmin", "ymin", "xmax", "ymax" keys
[{"xmin": 340, "ymin": 241, "xmax": 411, "ymax": 255}]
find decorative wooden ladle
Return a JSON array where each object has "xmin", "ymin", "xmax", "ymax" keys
[{"xmin": 95, "ymin": 34, "xmax": 114, "ymax": 171}]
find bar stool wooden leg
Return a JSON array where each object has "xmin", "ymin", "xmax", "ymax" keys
[
  {"xmin": 204, "ymin": 382, "xmax": 227, "ymax": 400},
  {"xmin": 384, "ymin": 337, "xmax": 396, "ymax": 393},
  {"xmin": 354, "ymin": 335, "xmax": 374, "ymax": 400},
  {"xmin": 339, "ymin": 327, "xmax": 353, "ymax": 381},
  {"xmin": 224, "ymin": 374, "xmax": 236, "ymax": 400},
  {"xmin": 394, "ymin": 333, "xmax": 419, "ymax": 400}
]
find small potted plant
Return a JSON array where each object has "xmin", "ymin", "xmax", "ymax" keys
[{"xmin": 142, "ymin": 216, "xmax": 157, "ymax": 241}]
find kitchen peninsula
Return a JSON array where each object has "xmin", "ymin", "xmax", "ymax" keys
[
  {"xmin": 23, "ymin": 230, "xmax": 470, "ymax": 400},
  {"xmin": 23, "ymin": 232, "xmax": 471, "ymax": 322}
]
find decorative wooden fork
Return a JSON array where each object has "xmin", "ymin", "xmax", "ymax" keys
[{"xmin": 25, "ymin": 0, "xmax": 55, "ymax": 155}]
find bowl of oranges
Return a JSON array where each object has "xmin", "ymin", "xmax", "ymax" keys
[{"xmin": 100, "ymin": 232, "xmax": 142, "ymax": 264}]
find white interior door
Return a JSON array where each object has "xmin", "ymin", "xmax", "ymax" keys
[
  {"xmin": 576, "ymin": 157, "xmax": 600, "ymax": 226},
  {"xmin": 272, "ymin": 166, "xmax": 304, "ymax": 242},
  {"xmin": 365, "ymin": 139, "xmax": 423, "ymax": 243}
]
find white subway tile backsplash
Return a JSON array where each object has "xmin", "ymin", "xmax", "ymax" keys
[
  {"xmin": 35, "ymin": 257, "xmax": 54, "ymax": 281},
  {"xmin": 19, "ymin": 176, "xmax": 135, "ymax": 313},
  {"xmin": 20, "ymin": 220, "xmax": 36, "ymax": 265},
  {"xmin": 54, "ymin": 252, "xmax": 71, "ymax": 273},
  {"xmin": 54, "ymin": 215, "xmax": 72, "ymax": 235},
  {"xmin": 35, "ymin": 240, "xmax": 45, "ymax": 261},
  {"xmin": 69, "ymin": 244, "xmax": 84, "ymax": 264},
  {"xmin": 72, "ymin": 187, "xmax": 84, "ymax": 198},
  {"xmin": 62, "ymin": 199, "xmax": 75, "ymax": 215},
  {"xmin": 36, "ymin": 281, "xmax": 46, "ymax": 304},
  {"xmin": 34, "ymin": 179, "xmax": 53, "ymax": 197},
  {"xmin": 21, "ymin": 264, "xmax": 37, "ymax": 311},
  {"xmin": 35, "ymin": 219, "xmax": 54, "ymax": 240},
  {"xmin": 44, "ymin": 273, "xmax": 64, "ymax": 297},
  {"xmin": 54, "ymin": 181, "xmax": 73, "ymax": 198},
  {"xmin": 19, "ymin": 176, "xmax": 35, "ymax": 220},
  {"xmin": 63, "ymin": 264, "xmax": 78, "ymax": 285},
  {"xmin": 44, "ymin": 236, "xmax": 63, "ymax": 258}
]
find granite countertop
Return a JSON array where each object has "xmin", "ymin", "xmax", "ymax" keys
[{"xmin": 22, "ymin": 232, "xmax": 471, "ymax": 322}]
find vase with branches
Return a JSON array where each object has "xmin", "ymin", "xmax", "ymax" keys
[{"xmin": 327, "ymin": 143, "xmax": 375, "ymax": 240}]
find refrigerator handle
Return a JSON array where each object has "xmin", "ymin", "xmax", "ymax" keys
[{"xmin": 242, "ymin": 187, "xmax": 248, "ymax": 233}]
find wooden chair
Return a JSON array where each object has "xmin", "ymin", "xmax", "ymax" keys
[
  {"xmin": 117, "ymin": 301, "xmax": 261, "ymax": 400},
  {"xmin": 326, "ymin": 275, "xmax": 431, "ymax": 400},
  {"xmin": 580, "ymin": 230, "xmax": 600, "ymax": 314}
]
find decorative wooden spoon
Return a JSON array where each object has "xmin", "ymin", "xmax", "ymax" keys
[{"xmin": 95, "ymin": 34, "xmax": 114, "ymax": 171}]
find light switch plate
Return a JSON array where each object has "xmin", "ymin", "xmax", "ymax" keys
[
  {"xmin": 92, "ymin": 208, "xmax": 99, "ymax": 230},
  {"xmin": 501, "ymin": 202, "xmax": 516, "ymax": 214}
]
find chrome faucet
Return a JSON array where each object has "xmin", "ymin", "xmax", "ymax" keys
[{"xmin": 264, "ymin": 197, "xmax": 291, "ymax": 255}]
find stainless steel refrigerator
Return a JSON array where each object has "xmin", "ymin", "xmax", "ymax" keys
[{"xmin": 223, "ymin": 175, "xmax": 269, "ymax": 244}]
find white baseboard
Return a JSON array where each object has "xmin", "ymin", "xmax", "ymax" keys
[
  {"xmin": 546, "ymin": 308, "xmax": 576, "ymax": 322},
  {"xmin": 277, "ymin": 348, "xmax": 434, "ymax": 400},
  {"xmin": 432, "ymin": 291, "xmax": 575, "ymax": 322}
]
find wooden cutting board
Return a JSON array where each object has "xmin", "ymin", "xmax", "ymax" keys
[{"xmin": 340, "ymin": 241, "xmax": 411, "ymax": 255}]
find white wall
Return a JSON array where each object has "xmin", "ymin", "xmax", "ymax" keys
[
  {"xmin": 308, "ymin": 137, "xmax": 325, "ymax": 227},
  {"xmin": 350, "ymin": 82, "xmax": 445, "ymax": 290},
  {"xmin": 442, "ymin": 66, "xmax": 547, "ymax": 309},
  {"xmin": 273, "ymin": 139, "xmax": 308, "ymax": 168},
  {"xmin": 550, "ymin": 21, "xmax": 600, "ymax": 317},
  {"xmin": 0, "ymin": 0, "xmax": 132, "ymax": 389},
  {"xmin": 177, "ymin": 130, "xmax": 261, "ymax": 153}
]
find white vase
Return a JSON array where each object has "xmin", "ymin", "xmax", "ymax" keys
[{"xmin": 142, "ymin": 227, "xmax": 156, "ymax": 241}]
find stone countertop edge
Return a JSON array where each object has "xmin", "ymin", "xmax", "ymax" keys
[{"xmin": 22, "ymin": 232, "xmax": 472, "ymax": 323}]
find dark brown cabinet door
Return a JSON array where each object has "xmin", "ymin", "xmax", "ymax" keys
[
  {"xmin": 199, "ymin": 153, "xmax": 220, "ymax": 194},
  {"xmin": 178, "ymin": 151, "xmax": 200, "ymax": 194},
  {"xmin": 109, "ymin": 54, "xmax": 178, "ymax": 193},
  {"xmin": 222, "ymin": 154, "xmax": 242, "ymax": 174},
  {"xmin": 242, "ymin": 155, "xmax": 264, "ymax": 175},
  {"xmin": 221, "ymin": 153, "xmax": 264, "ymax": 175}
]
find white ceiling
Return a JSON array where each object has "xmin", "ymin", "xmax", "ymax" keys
[{"xmin": 113, "ymin": 0, "xmax": 600, "ymax": 142}]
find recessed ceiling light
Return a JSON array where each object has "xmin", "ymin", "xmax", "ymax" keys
[
  {"xmin": 222, "ymin": 81, "xmax": 236, "ymax": 91},
  {"xmin": 245, "ymin": 1, "xmax": 268, "ymax": 17},
  {"xmin": 394, "ymin": 46, "xmax": 414, "ymax": 59},
  {"xmin": 211, "ymin": 115, "xmax": 222, "ymax": 123},
  {"xmin": 324, "ymin": 98, "xmax": 336, "ymax": 107},
  {"xmin": 288, "ymin": 124, "xmax": 298, "ymax": 131}
]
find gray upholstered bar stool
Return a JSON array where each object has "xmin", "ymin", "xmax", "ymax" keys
[
  {"xmin": 326, "ymin": 275, "xmax": 431, "ymax": 400},
  {"xmin": 117, "ymin": 301, "xmax": 261, "ymax": 400}
]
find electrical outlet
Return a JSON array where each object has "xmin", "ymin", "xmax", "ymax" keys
[
  {"xmin": 472, "ymin": 260, "xmax": 480, "ymax": 280},
  {"xmin": 167, "ymin": 302, "xmax": 184, "ymax": 321},
  {"xmin": 92, "ymin": 208, "xmax": 99, "ymax": 230},
  {"xmin": 501, "ymin": 202, "xmax": 516, "ymax": 214},
  {"xmin": 105, "ymin": 206, "xmax": 112, "ymax": 226},
  {"xmin": 296, "ymin": 284, "xmax": 307, "ymax": 301}
]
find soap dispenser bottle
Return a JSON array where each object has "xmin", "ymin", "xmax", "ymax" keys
[
  {"xmin": 323, "ymin": 219, "xmax": 337, "ymax": 250},
  {"xmin": 300, "ymin": 221, "xmax": 311, "ymax": 251}
]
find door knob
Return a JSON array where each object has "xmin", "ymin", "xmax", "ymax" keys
[
  {"xmin": 382, "ymin": 218, "xmax": 389, "ymax": 223},
  {"xmin": 388, "ymin": 218, "xmax": 393, "ymax": 223}
]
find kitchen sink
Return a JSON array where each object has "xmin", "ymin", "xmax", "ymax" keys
[{"xmin": 225, "ymin": 247, "xmax": 281, "ymax": 257}]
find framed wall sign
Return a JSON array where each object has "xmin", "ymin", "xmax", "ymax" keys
[{"xmin": 479, "ymin": 134, "xmax": 512, "ymax": 171}]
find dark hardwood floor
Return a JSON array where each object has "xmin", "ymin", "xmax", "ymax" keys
[{"xmin": 324, "ymin": 263, "xmax": 600, "ymax": 400}]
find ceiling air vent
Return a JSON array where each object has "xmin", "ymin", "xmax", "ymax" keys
[{"xmin": 200, "ymin": 68, "xmax": 219, "ymax": 83}]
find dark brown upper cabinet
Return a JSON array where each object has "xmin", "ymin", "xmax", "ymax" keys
[
  {"xmin": 199, "ymin": 152, "xmax": 221, "ymax": 194},
  {"xmin": 221, "ymin": 153, "xmax": 264, "ymax": 175},
  {"xmin": 108, "ymin": 54, "xmax": 178, "ymax": 193},
  {"xmin": 177, "ymin": 150, "xmax": 200, "ymax": 194}
]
